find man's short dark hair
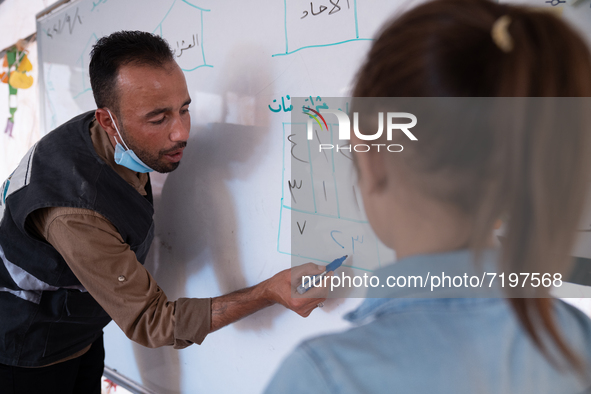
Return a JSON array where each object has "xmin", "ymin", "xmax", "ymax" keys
[{"xmin": 89, "ymin": 31, "xmax": 174, "ymax": 111}]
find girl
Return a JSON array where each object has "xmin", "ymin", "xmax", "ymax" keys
[{"xmin": 265, "ymin": 0, "xmax": 591, "ymax": 392}]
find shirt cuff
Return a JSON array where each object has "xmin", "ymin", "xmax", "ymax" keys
[{"xmin": 174, "ymin": 297, "xmax": 211, "ymax": 349}]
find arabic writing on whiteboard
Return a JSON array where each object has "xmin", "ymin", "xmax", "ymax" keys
[
  {"xmin": 173, "ymin": 34, "xmax": 199, "ymax": 58},
  {"xmin": 269, "ymin": 95, "xmax": 349, "ymax": 114},
  {"xmin": 43, "ymin": 7, "xmax": 83, "ymax": 39},
  {"xmin": 277, "ymin": 98, "xmax": 393, "ymax": 272},
  {"xmin": 301, "ymin": 0, "xmax": 351, "ymax": 19}
]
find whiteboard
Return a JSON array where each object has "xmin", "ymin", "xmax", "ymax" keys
[{"xmin": 35, "ymin": 0, "xmax": 591, "ymax": 393}]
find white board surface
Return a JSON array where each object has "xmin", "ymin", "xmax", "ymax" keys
[{"xmin": 35, "ymin": 0, "xmax": 591, "ymax": 393}]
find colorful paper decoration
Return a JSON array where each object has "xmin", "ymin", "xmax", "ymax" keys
[
  {"xmin": 9, "ymin": 70, "xmax": 33, "ymax": 89},
  {"xmin": 1, "ymin": 42, "xmax": 34, "ymax": 137}
]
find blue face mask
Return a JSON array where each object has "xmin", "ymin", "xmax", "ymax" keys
[{"xmin": 107, "ymin": 110, "xmax": 154, "ymax": 173}]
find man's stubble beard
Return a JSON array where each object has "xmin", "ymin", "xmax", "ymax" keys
[{"xmin": 118, "ymin": 121, "xmax": 186, "ymax": 173}]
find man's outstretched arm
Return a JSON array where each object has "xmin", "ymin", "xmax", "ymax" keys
[{"xmin": 38, "ymin": 206, "xmax": 328, "ymax": 345}]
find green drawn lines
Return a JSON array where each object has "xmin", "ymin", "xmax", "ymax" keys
[
  {"xmin": 90, "ymin": 0, "xmax": 108, "ymax": 12},
  {"xmin": 73, "ymin": 33, "xmax": 98, "ymax": 99},
  {"xmin": 273, "ymin": 0, "xmax": 372, "ymax": 57},
  {"xmin": 153, "ymin": 0, "xmax": 213, "ymax": 72},
  {"xmin": 354, "ymin": 0, "xmax": 359, "ymax": 38},
  {"xmin": 277, "ymin": 122, "xmax": 380, "ymax": 271}
]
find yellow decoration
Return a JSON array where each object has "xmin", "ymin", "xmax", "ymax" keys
[
  {"xmin": 17, "ymin": 55, "xmax": 32, "ymax": 72},
  {"xmin": 9, "ymin": 71, "xmax": 33, "ymax": 89}
]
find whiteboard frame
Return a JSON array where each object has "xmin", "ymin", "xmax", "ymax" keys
[{"xmin": 35, "ymin": 0, "xmax": 77, "ymax": 136}]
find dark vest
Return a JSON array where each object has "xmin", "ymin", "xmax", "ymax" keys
[{"xmin": 0, "ymin": 110, "xmax": 154, "ymax": 367}]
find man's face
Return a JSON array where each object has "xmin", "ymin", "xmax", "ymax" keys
[{"xmin": 113, "ymin": 61, "xmax": 191, "ymax": 173}]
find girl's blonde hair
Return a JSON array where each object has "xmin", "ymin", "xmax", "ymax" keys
[{"xmin": 353, "ymin": 0, "xmax": 591, "ymax": 372}]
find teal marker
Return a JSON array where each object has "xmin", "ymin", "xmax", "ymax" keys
[{"xmin": 297, "ymin": 255, "xmax": 348, "ymax": 294}]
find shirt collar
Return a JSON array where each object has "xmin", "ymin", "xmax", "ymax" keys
[{"xmin": 344, "ymin": 248, "xmax": 503, "ymax": 324}]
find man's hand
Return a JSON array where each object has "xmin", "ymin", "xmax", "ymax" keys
[
  {"xmin": 262, "ymin": 263, "xmax": 330, "ymax": 317},
  {"xmin": 209, "ymin": 263, "xmax": 330, "ymax": 333}
]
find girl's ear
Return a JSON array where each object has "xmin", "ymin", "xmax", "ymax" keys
[{"xmin": 354, "ymin": 147, "xmax": 389, "ymax": 195}]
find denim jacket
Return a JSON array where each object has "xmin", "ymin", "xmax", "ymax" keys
[{"xmin": 265, "ymin": 249, "xmax": 591, "ymax": 394}]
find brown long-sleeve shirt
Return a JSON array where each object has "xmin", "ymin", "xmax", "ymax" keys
[{"xmin": 27, "ymin": 118, "xmax": 210, "ymax": 366}]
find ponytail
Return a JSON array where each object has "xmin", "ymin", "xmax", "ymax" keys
[
  {"xmin": 353, "ymin": 0, "xmax": 591, "ymax": 373},
  {"xmin": 495, "ymin": 11, "xmax": 591, "ymax": 372}
]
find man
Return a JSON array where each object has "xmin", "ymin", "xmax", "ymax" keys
[{"xmin": 0, "ymin": 31, "xmax": 326, "ymax": 393}]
